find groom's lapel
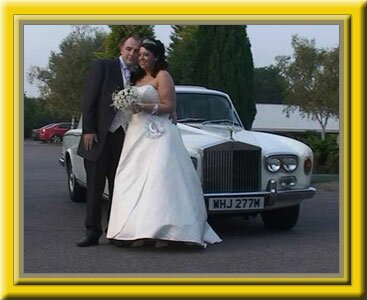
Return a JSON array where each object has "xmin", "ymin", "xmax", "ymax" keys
[{"xmin": 111, "ymin": 58, "xmax": 124, "ymax": 88}]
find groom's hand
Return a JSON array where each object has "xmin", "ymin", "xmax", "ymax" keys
[{"xmin": 83, "ymin": 133, "xmax": 97, "ymax": 151}]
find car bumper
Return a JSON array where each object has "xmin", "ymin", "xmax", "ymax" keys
[
  {"xmin": 204, "ymin": 181, "xmax": 316, "ymax": 214},
  {"xmin": 38, "ymin": 135, "xmax": 48, "ymax": 141}
]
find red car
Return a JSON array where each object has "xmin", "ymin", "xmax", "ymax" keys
[{"xmin": 33, "ymin": 122, "xmax": 77, "ymax": 143}]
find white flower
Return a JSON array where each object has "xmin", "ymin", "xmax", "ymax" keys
[{"xmin": 111, "ymin": 86, "xmax": 138, "ymax": 112}]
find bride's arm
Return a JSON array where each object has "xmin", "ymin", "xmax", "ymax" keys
[{"xmin": 136, "ymin": 70, "xmax": 176, "ymax": 115}]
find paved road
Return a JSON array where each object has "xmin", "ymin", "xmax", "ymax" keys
[{"xmin": 23, "ymin": 140, "xmax": 340, "ymax": 275}]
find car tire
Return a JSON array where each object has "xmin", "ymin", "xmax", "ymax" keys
[
  {"xmin": 50, "ymin": 134, "xmax": 62, "ymax": 143},
  {"xmin": 66, "ymin": 158, "xmax": 86, "ymax": 202},
  {"xmin": 261, "ymin": 204, "xmax": 300, "ymax": 230}
]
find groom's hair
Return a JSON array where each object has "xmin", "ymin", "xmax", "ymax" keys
[{"xmin": 118, "ymin": 35, "xmax": 142, "ymax": 48}]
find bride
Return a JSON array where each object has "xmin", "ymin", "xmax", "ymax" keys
[{"xmin": 106, "ymin": 39, "xmax": 222, "ymax": 248}]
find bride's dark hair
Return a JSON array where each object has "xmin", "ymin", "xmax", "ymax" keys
[{"xmin": 131, "ymin": 39, "xmax": 168, "ymax": 85}]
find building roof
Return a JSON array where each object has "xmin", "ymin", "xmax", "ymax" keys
[{"xmin": 252, "ymin": 104, "xmax": 339, "ymax": 133}]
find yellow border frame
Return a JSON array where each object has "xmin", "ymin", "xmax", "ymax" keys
[{"xmin": 1, "ymin": 0, "xmax": 365, "ymax": 298}]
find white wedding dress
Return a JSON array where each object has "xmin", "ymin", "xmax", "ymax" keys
[{"xmin": 106, "ymin": 85, "xmax": 222, "ymax": 247}]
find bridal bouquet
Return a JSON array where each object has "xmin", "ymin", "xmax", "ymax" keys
[{"xmin": 111, "ymin": 86, "xmax": 138, "ymax": 112}]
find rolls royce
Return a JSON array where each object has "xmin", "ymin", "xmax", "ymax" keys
[{"xmin": 60, "ymin": 86, "xmax": 316, "ymax": 230}]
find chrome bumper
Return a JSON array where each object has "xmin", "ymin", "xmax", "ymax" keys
[{"xmin": 204, "ymin": 180, "xmax": 316, "ymax": 214}]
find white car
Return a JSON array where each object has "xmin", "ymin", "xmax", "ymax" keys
[{"xmin": 60, "ymin": 86, "xmax": 316, "ymax": 230}]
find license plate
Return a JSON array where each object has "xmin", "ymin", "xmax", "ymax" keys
[{"xmin": 208, "ymin": 197, "xmax": 265, "ymax": 211}]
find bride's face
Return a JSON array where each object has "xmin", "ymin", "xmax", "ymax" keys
[{"xmin": 138, "ymin": 47, "xmax": 157, "ymax": 72}]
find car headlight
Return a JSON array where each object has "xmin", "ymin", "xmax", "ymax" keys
[
  {"xmin": 282, "ymin": 156, "xmax": 298, "ymax": 172},
  {"xmin": 265, "ymin": 155, "xmax": 298, "ymax": 173},
  {"xmin": 265, "ymin": 157, "xmax": 281, "ymax": 173}
]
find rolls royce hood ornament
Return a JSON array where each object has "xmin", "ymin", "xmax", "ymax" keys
[{"xmin": 227, "ymin": 123, "xmax": 235, "ymax": 140}]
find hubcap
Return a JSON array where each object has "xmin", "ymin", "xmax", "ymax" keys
[{"xmin": 51, "ymin": 135, "xmax": 62, "ymax": 143}]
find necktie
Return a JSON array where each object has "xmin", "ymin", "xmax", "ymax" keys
[{"xmin": 124, "ymin": 68, "xmax": 131, "ymax": 87}]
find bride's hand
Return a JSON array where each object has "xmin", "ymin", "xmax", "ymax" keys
[
  {"xmin": 131, "ymin": 103, "xmax": 142, "ymax": 114},
  {"xmin": 169, "ymin": 111, "xmax": 177, "ymax": 125}
]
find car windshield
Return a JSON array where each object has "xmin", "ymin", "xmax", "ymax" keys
[{"xmin": 176, "ymin": 93, "xmax": 241, "ymax": 126}]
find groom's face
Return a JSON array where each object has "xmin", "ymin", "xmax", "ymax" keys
[{"xmin": 120, "ymin": 37, "xmax": 141, "ymax": 67}]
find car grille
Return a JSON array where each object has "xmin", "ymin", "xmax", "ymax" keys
[{"xmin": 202, "ymin": 142, "xmax": 261, "ymax": 193}]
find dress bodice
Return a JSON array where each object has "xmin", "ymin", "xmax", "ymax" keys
[{"xmin": 135, "ymin": 85, "xmax": 159, "ymax": 104}]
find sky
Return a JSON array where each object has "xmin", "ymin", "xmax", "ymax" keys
[{"xmin": 24, "ymin": 24, "xmax": 339, "ymax": 97}]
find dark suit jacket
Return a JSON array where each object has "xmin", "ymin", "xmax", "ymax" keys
[{"xmin": 77, "ymin": 58, "xmax": 124, "ymax": 161}]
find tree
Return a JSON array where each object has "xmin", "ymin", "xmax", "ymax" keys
[
  {"xmin": 168, "ymin": 25, "xmax": 255, "ymax": 128},
  {"xmin": 192, "ymin": 26, "xmax": 255, "ymax": 129},
  {"xmin": 276, "ymin": 35, "xmax": 339, "ymax": 140},
  {"xmin": 24, "ymin": 94, "xmax": 59, "ymax": 138},
  {"xmin": 99, "ymin": 25, "xmax": 155, "ymax": 58},
  {"xmin": 167, "ymin": 25, "xmax": 199, "ymax": 84},
  {"xmin": 28, "ymin": 25, "xmax": 107, "ymax": 120},
  {"xmin": 253, "ymin": 66, "xmax": 288, "ymax": 104}
]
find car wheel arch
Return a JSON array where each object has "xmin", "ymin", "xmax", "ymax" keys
[
  {"xmin": 65, "ymin": 151, "xmax": 86, "ymax": 202},
  {"xmin": 261, "ymin": 204, "xmax": 300, "ymax": 230}
]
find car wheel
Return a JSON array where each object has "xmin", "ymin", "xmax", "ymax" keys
[
  {"xmin": 50, "ymin": 134, "xmax": 62, "ymax": 143},
  {"xmin": 261, "ymin": 204, "xmax": 300, "ymax": 230},
  {"xmin": 66, "ymin": 158, "xmax": 86, "ymax": 202}
]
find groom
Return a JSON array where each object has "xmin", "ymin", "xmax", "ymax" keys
[{"xmin": 76, "ymin": 35, "xmax": 142, "ymax": 247}]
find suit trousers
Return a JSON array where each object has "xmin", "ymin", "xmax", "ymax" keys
[{"xmin": 83, "ymin": 126, "xmax": 125, "ymax": 236}]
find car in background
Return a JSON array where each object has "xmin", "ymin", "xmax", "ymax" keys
[
  {"xmin": 60, "ymin": 86, "xmax": 316, "ymax": 230},
  {"xmin": 34, "ymin": 122, "xmax": 77, "ymax": 143},
  {"xmin": 32, "ymin": 123, "xmax": 56, "ymax": 141}
]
